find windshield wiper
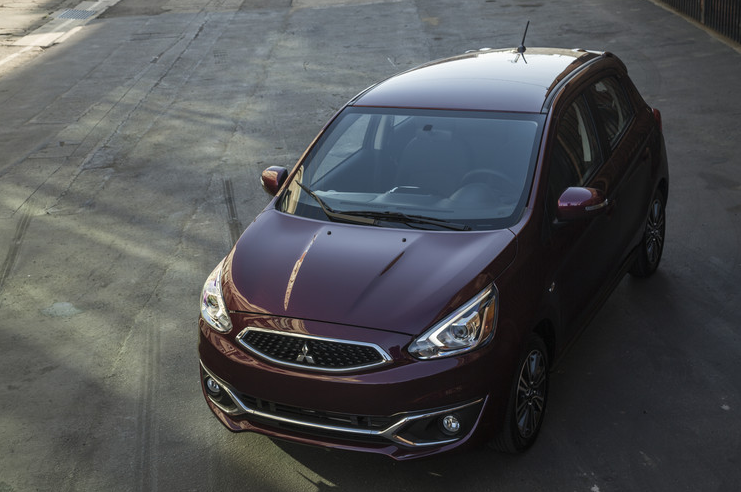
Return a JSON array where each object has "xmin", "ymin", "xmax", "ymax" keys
[
  {"xmin": 342, "ymin": 210, "xmax": 471, "ymax": 231},
  {"xmin": 295, "ymin": 182, "xmax": 376, "ymax": 226},
  {"xmin": 296, "ymin": 182, "xmax": 470, "ymax": 231}
]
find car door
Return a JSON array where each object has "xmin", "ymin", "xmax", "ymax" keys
[
  {"xmin": 543, "ymin": 92, "xmax": 623, "ymax": 337},
  {"xmin": 586, "ymin": 75, "xmax": 655, "ymax": 264}
]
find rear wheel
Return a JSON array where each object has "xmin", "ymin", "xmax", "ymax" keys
[
  {"xmin": 630, "ymin": 188, "xmax": 666, "ymax": 278},
  {"xmin": 491, "ymin": 334, "xmax": 549, "ymax": 453}
]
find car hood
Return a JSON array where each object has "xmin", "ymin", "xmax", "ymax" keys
[{"xmin": 223, "ymin": 209, "xmax": 516, "ymax": 336}]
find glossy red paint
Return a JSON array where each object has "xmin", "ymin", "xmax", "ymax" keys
[
  {"xmin": 199, "ymin": 355, "xmax": 491, "ymax": 460},
  {"xmin": 198, "ymin": 46, "xmax": 669, "ymax": 459},
  {"xmin": 556, "ymin": 186, "xmax": 609, "ymax": 221},
  {"xmin": 352, "ymin": 48, "xmax": 600, "ymax": 112},
  {"xmin": 224, "ymin": 209, "xmax": 516, "ymax": 336},
  {"xmin": 260, "ymin": 166, "xmax": 288, "ymax": 196}
]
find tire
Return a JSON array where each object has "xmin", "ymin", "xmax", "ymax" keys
[
  {"xmin": 630, "ymin": 188, "xmax": 666, "ymax": 278},
  {"xmin": 490, "ymin": 334, "xmax": 549, "ymax": 453}
]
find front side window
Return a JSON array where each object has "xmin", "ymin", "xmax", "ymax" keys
[
  {"xmin": 588, "ymin": 77, "xmax": 634, "ymax": 146},
  {"xmin": 278, "ymin": 107, "xmax": 545, "ymax": 231},
  {"xmin": 547, "ymin": 96, "xmax": 603, "ymax": 215}
]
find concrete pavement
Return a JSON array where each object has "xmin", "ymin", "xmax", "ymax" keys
[{"xmin": 1, "ymin": 0, "xmax": 740, "ymax": 491}]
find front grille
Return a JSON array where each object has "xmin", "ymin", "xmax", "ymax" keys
[
  {"xmin": 237, "ymin": 328, "xmax": 391, "ymax": 373},
  {"xmin": 237, "ymin": 392, "xmax": 392, "ymax": 444},
  {"xmin": 239, "ymin": 393, "xmax": 392, "ymax": 430}
]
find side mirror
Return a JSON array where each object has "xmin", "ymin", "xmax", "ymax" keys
[
  {"xmin": 260, "ymin": 166, "xmax": 288, "ymax": 196},
  {"xmin": 556, "ymin": 187, "xmax": 610, "ymax": 222}
]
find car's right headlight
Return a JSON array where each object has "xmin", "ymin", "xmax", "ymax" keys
[
  {"xmin": 408, "ymin": 284, "xmax": 498, "ymax": 360},
  {"xmin": 200, "ymin": 259, "xmax": 233, "ymax": 333}
]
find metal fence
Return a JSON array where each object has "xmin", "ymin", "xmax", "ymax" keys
[{"xmin": 659, "ymin": 0, "xmax": 741, "ymax": 43}]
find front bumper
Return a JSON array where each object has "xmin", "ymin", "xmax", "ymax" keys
[{"xmin": 198, "ymin": 314, "xmax": 509, "ymax": 460}]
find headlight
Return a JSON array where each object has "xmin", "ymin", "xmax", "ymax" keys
[
  {"xmin": 408, "ymin": 284, "xmax": 497, "ymax": 359},
  {"xmin": 200, "ymin": 260, "xmax": 233, "ymax": 333}
]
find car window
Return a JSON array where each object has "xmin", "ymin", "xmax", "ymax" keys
[
  {"xmin": 312, "ymin": 113, "xmax": 372, "ymax": 181},
  {"xmin": 547, "ymin": 95, "xmax": 602, "ymax": 215},
  {"xmin": 280, "ymin": 107, "xmax": 545, "ymax": 231},
  {"xmin": 588, "ymin": 77, "xmax": 634, "ymax": 147}
]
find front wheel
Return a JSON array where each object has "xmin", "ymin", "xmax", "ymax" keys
[
  {"xmin": 490, "ymin": 334, "xmax": 549, "ymax": 453},
  {"xmin": 630, "ymin": 188, "xmax": 666, "ymax": 278}
]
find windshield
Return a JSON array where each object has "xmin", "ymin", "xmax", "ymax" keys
[{"xmin": 278, "ymin": 107, "xmax": 545, "ymax": 231}]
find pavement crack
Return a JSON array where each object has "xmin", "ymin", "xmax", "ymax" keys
[{"xmin": 0, "ymin": 199, "xmax": 36, "ymax": 294}]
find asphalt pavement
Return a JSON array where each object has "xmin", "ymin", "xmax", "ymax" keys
[{"xmin": 1, "ymin": 0, "xmax": 740, "ymax": 491}]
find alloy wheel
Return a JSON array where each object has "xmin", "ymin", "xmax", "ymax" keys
[
  {"xmin": 645, "ymin": 197, "xmax": 665, "ymax": 267},
  {"xmin": 515, "ymin": 349, "xmax": 547, "ymax": 439}
]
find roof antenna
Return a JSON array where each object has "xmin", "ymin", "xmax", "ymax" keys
[
  {"xmin": 512, "ymin": 21, "xmax": 530, "ymax": 64},
  {"xmin": 517, "ymin": 20, "xmax": 530, "ymax": 55}
]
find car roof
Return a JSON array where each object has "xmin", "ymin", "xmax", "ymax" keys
[{"xmin": 350, "ymin": 48, "xmax": 605, "ymax": 114}]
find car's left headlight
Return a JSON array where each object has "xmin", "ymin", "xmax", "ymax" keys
[
  {"xmin": 200, "ymin": 259, "xmax": 233, "ymax": 333},
  {"xmin": 408, "ymin": 284, "xmax": 498, "ymax": 359}
]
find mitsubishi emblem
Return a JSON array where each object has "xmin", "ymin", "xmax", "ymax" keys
[{"xmin": 296, "ymin": 342, "xmax": 315, "ymax": 365}]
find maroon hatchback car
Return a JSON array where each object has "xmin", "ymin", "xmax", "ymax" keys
[{"xmin": 199, "ymin": 47, "xmax": 668, "ymax": 459}]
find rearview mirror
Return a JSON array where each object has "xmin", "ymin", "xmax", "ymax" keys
[
  {"xmin": 556, "ymin": 187, "xmax": 610, "ymax": 222},
  {"xmin": 260, "ymin": 166, "xmax": 289, "ymax": 196}
]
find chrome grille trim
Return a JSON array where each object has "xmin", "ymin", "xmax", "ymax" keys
[
  {"xmin": 200, "ymin": 361, "xmax": 483, "ymax": 448},
  {"xmin": 236, "ymin": 327, "xmax": 392, "ymax": 373}
]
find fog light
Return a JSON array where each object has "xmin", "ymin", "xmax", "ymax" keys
[
  {"xmin": 205, "ymin": 377, "xmax": 221, "ymax": 396},
  {"xmin": 441, "ymin": 414, "xmax": 461, "ymax": 435}
]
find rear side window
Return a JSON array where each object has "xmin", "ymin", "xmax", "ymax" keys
[{"xmin": 588, "ymin": 77, "xmax": 634, "ymax": 146}]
